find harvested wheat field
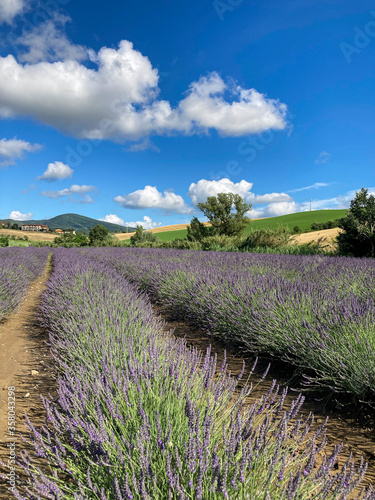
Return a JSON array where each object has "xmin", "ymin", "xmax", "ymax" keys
[
  {"xmin": 291, "ymin": 227, "xmax": 342, "ymax": 249},
  {"xmin": 0, "ymin": 229, "xmax": 56, "ymax": 242}
]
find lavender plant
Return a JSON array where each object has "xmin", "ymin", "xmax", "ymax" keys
[
  {"xmin": 11, "ymin": 249, "xmax": 374, "ymax": 499},
  {"xmin": 0, "ymin": 247, "xmax": 50, "ymax": 320},
  {"xmin": 82, "ymin": 248, "xmax": 375, "ymax": 401}
]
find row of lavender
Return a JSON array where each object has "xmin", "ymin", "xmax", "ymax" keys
[
  {"xmin": 84, "ymin": 248, "xmax": 375, "ymax": 401},
  {"xmin": 0, "ymin": 247, "xmax": 50, "ymax": 320},
  {"xmin": 13, "ymin": 248, "xmax": 371, "ymax": 499}
]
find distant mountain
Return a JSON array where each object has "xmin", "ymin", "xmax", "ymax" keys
[{"xmin": 1, "ymin": 213, "xmax": 135, "ymax": 233}]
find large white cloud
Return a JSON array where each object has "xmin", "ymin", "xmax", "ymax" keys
[
  {"xmin": 37, "ymin": 161, "xmax": 73, "ymax": 181},
  {"xmin": 16, "ymin": 15, "xmax": 87, "ymax": 63},
  {"xmin": 115, "ymin": 185, "xmax": 193, "ymax": 214},
  {"xmin": 188, "ymin": 178, "xmax": 254, "ymax": 206},
  {"xmin": 0, "ymin": 0, "xmax": 25, "ymax": 24},
  {"xmin": 41, "ymin": 184, "xmax": 96, "ymax": 203},
  {"xmin": 179, "ymin": 73, "xmax": 287, "ymax": 136},
  {"xmin": 0, "ymin": 39, "xmax": 288, "ymax": 140},
  {"xmin": 8, "ymin": 210, "xmax": 33, "ymax": 221},
  {"xmin": 0, "ymin": 137, "xmax": 42, "ymax": 166}
]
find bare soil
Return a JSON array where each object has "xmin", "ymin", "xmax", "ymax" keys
[{"xmin": 0, "ymin": 262, "xmax": 56, "ymax": 499}]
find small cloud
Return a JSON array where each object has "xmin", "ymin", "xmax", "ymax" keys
[
  {"xmin": 41, "ymin": 184, "xmax": 96, "ymax": 203},
  {"xmin": 16, "ymin": 14, "xmax": 88, "ymax": 63},
  {"xmin": 288, "ymin": 182, "xmax": 329, "ymax": 193},
  {"xmin": 22, "ymin": 184, "xmax": 36, "ymax": 194},
  {"xmin": 315, "ymin": 151, "xmax": 331, "ymax": 164},
  {"xmin": 125, "ymin": 216, "xmax": 162, "ymax": 230},
  {"xmin": 8, "ymin": 210, "xmax": 33, "ymax": 221},
  {"xmin": 0, "ymin": 138, "xmax": 42, "ymax": 166},
  {"xmin": 127, "ymin": 138, "xmax": 160, "ymax": 153},
  {"xmin": 0, "ymin": 0, "xmax": 26, "ymax": 24},
  {"xmin": 99, "ymin": 214, "xmax": 125, "ymax": 226},
  {"xmin": 37, "ymin": 161, "xmax": 74, "ymax": 182}
]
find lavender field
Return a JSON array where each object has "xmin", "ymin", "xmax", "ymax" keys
[
  {"xmin": 8, "ymin": 247, "xmax": 374, "ymax": 499},
  {"xmin": 0, "ymin": 247, "xmax": 50, "ymax": 321},
  {"xmin": 83, "ymin": 248, "xmax": 375, "ymax": 401}
]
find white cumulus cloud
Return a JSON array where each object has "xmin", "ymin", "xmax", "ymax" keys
[
  {"xmin": 124, "ymin": 216, "xmax": 162, "ymax": 230},
  {"xmin": 188, "ymin": 178, "xmax": 254, "ymax": 206},
  {"xmin": 0, "ymin": 137, "xmax": 42, "ymax": 166},
  {"xmin": 99, "ymin": 214, "xmax": 125, "ymax": 226},
  {"xmin": 0, "ymin": 39, "xmax": 288, "ymax": 141},
  {"xmin": 37, "ymin": 161, "xmax": 73, "ymax": 181},
  {"xmin": 0, "ymin": 0, "xmax": 25, "ymax": 24},
  {"xmin": 179, "ymin": 73, "xmax": 287, "ymax": 136},
  {"xmin": 115, "ymin": 185, "xmax": 193, "ymax": 214},
  {"xmin": 8, "ymin": 210, "xmax": 33, "ymax": 221},
  {"xmin": 41, "ymin": 184, "xmax": 96, "ymax": 203}
]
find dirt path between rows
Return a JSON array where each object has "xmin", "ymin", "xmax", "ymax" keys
[
  {"xmin": 158, "ymin": 309, "xmax": 375, "ymax": 495},
  {"xmin": 0, "ymin": 261, "xmax": 56, "ymax": 499}
]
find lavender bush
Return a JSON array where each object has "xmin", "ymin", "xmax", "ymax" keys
[
  {"xmin": 0, "ymin": 247, "xmax": 50, "ymax": 320},
  {"xmin": 82, "ymin": 248, "xmax": 375, "ymax": 401},
  {"xmin": 11, "ymin": 248, "xmax": 373, "ymax": 499}
]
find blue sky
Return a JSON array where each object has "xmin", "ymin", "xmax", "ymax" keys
[{"xmin": 0, "ymin": 0, "xmax": 374, "ymax": 228}]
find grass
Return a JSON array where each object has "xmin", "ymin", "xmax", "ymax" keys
[
  {"xmin": 155, "ymin": 210, "xmax": 347, "ymax": 242},
  {"xmin": 8, "ymin": 240, "xmax": 30, "ymax": 247}
]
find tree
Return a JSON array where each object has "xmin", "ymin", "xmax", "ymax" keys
[
  {"xmin": 89, "ymin": 225, "xmax": 110, "ymax": 246},
  {"xmin": 337, "ymin": 188, "xmax": 375, "ymax": 257},
  {"xmin": 130, "ymin": 225, "xmax": 158, "ymax": 246},
  {"xmin": 197, "ymin": 192, "xmax": 252, "ymax": 237},
  {"xmin": 187, "ymin": 217, "xmax": 210, "ymax": 241}
]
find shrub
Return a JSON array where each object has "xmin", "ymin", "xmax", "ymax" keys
[
  {"xmin": 0, "ymin": 236, "xmax": 9, "ymax": 247},
  {"xmin": 239, "ymin": 226, "xmax": 292, "ymax": 250}
]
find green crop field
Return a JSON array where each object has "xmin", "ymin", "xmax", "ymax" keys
[{"xmin": 155, "ymin": 209, "xmax": 347, "ymax": 241}]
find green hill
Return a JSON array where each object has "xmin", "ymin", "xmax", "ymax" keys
[
  {"xmin": 155, "ymin": 209, "xmax": 348, "ymax": 242},
  {"xmin": 2, "ymin": 213, "xmax": 135, "ymax": 234}
]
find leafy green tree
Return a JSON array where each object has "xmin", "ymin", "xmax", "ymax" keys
[
  {"xmin": 187, "ymin": 217, "xmax": 210, "ymax": 241},
  {"xmin": 74, "ymin": 234, "xmax": 89, "ymax": 247},
  {"xmin": 337, "ymin": 188, "xmax": 375, "ymax": 257},
  {"xmin": 130, "ymin": 225, "xmax": 158, "ymax": 246},
  {"xmin": 197, "ymin": 193, "xmax": 252, "ymax": 237},
  {"xmin": 89, "ymin": 225, "xmax": 110, "ymax": 246}
]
